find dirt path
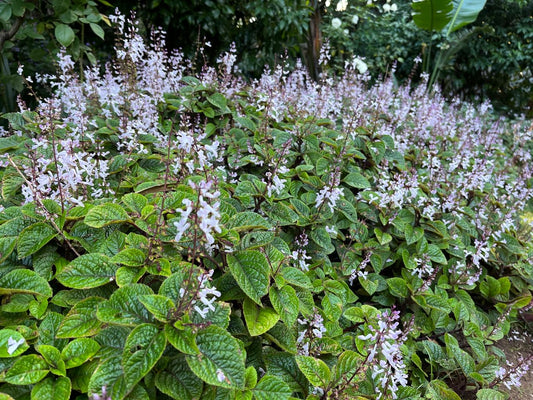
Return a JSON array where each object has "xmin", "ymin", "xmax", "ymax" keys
[{"xmin": 496, "ymin": 326, "xmax": 533, "ymax": 399}]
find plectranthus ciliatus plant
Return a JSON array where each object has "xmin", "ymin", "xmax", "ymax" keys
[{"xmin": 0, "ymin": 13, "xmax": 531, "ymax": 400}]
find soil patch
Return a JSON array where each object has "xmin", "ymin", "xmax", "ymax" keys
[{"xmin": 495, "ymin": 326, "xmax": 533, "ymax": 399}]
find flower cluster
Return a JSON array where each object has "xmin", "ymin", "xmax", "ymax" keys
[
  {"xmin": 20, "ymin": 134, "xmax": 109, "ymax": 207},
  {"xmin": 291, "ymin": 233, "xmax": 312, "ymax": 271},
  {"xmin": 358, "ymin": 309, "xmax": 409, "ymax": 399},
  {"xmin": 174, "ymin": 179, "xmax": 221, "ymax": 251},
  {"xmin": 315, "ymin": 168, "xmax": 344, "ymax": 212},
  {"xmin": 296, "ymin": 311, "xmax": 327, "ymax": 356},
  {"xmin": 193, "ymin": 270, "xmax": 221, "ymax": 319},
  {"xmin": 494, "ymin": 355, "xmax": 532, "ymax": 390},
  {"xmin": 348, "ymin": 252, "xmax": 371, "ymax": 284}
]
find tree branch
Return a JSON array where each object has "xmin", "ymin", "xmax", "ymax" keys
[{"xmin": 0, "ymin": 14, "xmax": 26, "ymax": 53}]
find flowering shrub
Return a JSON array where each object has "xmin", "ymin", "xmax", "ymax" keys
[{"xmin": 0, "ymin": 18, "xmax": 531, "ymax": 400}]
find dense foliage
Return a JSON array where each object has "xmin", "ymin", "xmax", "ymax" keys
[
  {"xmin": 2, "ymin": 0, "xmax": 532, "ymax": 116},
  {"xmin": 112, "ymin": 0, "xmax": 312, "ymax": 78},
  {"xmin": 0, "ymin": 0, "xmax": 110, "ymax": 114},
  {"xmin": 320, "ymin": 0, "xmax": 533, "ymax": 116},
  {"xmin": 0, "ymin": 17, "xmax": 531, "ymax": 400},
  {"xmin": 445, "ymin": 0, "xmax": 533, "ymax": 115}
]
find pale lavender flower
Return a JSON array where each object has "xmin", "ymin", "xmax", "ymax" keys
[
  {"xmin": 358, "ymin": 309, "xmax": 409, "ymax": 399},
  {"xmin": 193, "ymin": 270, "xmax": 221, "ymax": 319},
  {"xmin": 297, "ymin": 312, "xmax": 327, "ymax": 356},
  {"xmin": 291, "ymin": 233, "xmax": 312, "ymax": 271},
  {"xmin": 316, "ymin": 169, "xmax": 343, "ymax": 212},
  {"xmin": 349, "ymin": 252, "xmax": 371, "ymax": 285},
  {"xmin": 192, "ymin": 180, "xmax": 222, "ymax": 249},
  {"xmin": 90, "ymin": 386, "xmax": 111, "ymax": 400},
  {"xmin": 174, "ymin": 198, "xmax": 193, "ymax": 242},
  {"xmin": 412, "ymin": 253, "xmax": 434, "ymax": 279},
  {"xmin": 7, "ymin": 337, "xmax": 24, "ymax": 355},
  {"xmin": 495, "ymin": 356, "xmax": 532, "ymax": 390},
  {"xmin": 216, "ymin": 368, "xmax": 227, "ymax": 383}
]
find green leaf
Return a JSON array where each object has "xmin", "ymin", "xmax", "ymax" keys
[
  {"xmin": 387, "ymin": 277, "xmax": 409, "ymax": 298},
  {"xmin": 111, "ymin": 248, "xmax": 146, "ymax": 266},
  {"xmin": 5, "ymin": 355, "xmax": 49, "ymax": 385},
  {"xmin": 265, "ymin": 352, "xmax": 307, "ymax": 393},
  {"xmin": 84, "ymin": 203, "xmax": 130, "ymax": 228},
  {"xmin": 96, "ymin": 284, "xmax": 154, "ymax": 326},
  {"xmin": 164, "ymin": 325, "xmax": 199, "ymax": 355},
  {"xmin": 31, "ymin": 376, "xmax": 71, "ymax": 400},
  {"xmin": 37, "ymin": 344, "xmax": 65, "ymax": 375},
  {"xmin": 234, "ymin": 116, "xmax": 256, "ymax": 131},
  {"xmin": 0, "ymin": 269, "xmax": 52, "ymax": 297},
  {"xmin": 88, "ymin": 356, "xmax": 123, "ymax": 398},
  {"xmin": 191, "ymin": 301, "xmax": 231, "ymax": 329},
  {"xmin": 2, "ymin": 174, "xmax": 24, "ymax": 201},
  {"xmin": 245, "ymin": 366, "xmax": 258, "ymax": 388},
  {"xmin": 89, "ymin": 23, "xmax": 104, "ymax": 39},
  {"xmin": 280, "ymin": 267, "xmax": 312, "ymax": 290},
  {"xmin": 290, "ymin": 198, "xmax": 310, "ymax": 218},
  {"xmin": 265, "ymin": 203, "xmax": 298, "ymax": 225},
  {"xmin": 264, "ymin": 322, "xmax": 297, "ymax": 354},
  {"xmin": 374, "ymin": 227, "xmax": 392, "ymax": 245},
  {"xmin": 309, "ymin": 227, "xmax": 334, "ymax": 253},
  {"xmin": 446, "ymin": 0, "xmax": 487, "ymax": 35},
  {"xmin": 253, "ymin": 375, "xmax": 291, "ymax": 400},
  {"xmin": 321, "ymin": 293, "xmax": 343, "ymax": 321},
  {"xmin": 57, "ymin": 297, "xmax": 104, "ymax": 338},
  {"xmin": 0, "ymin": 329, "xmax": 28, "ymax": 357},
  {"xmin": 405, "ymin": 225, "xmax": 424, "ymax": 245},
  {"xmin": 227, "ymin": 212, "xmax": 272, "ymax": 231},
  {"xmin": 243, "ymin": 298, "xmax": 280, "ymax": 336},
  {"xmin": 186, "ymin": 325, "xmax": 246, "ymax": 389},
  {"xmin": 360, "ymin": 275, "xmax": 379, "ymax": 295},
  {"xmin": 0, "ymin": 3, "xmax": 12, "ymax": 22},
  {"xmin": 343, "ymin": 172, "xmax": 371, "ymax": 189},
  {"xmin": 425, "ymin": 294, "xmax": 451, "ymax": 312},
  {"xmin": 450, "ymin": 345, "xmax": 474, "ymax": 375},
  {"xmin": 158, "ymin": 271, "xmax": 186, "ymax": 299},
  {"xmin": 466, "ymin": 337, "xmax": 486, "ymax": 360},
  {"xmin": 227, "ymin": 251, "xmax": 270, "ymax": 305},
  {"xmin": 56, "ymin": 254, "xmax": 116, "ymax": 289},
  {"xmin": 315, "ymin": 157, "xmax": 329, "ymax": 176},
  {"xmin": 426, "ymin": 379, "xmax": 461, "ymax": 400},
  {"xmin": 122, "ymin": 324, "xmax": 166, "ymax": 391},
  {"xmin": 122, "ymin": 193, "xmax": 148, "ymax": 214},
  {"xmin": 155, "ymin": 356, "xmax": 203, "ymax": 400},
  {"xmin": 337, "ymin": 199, "xmax": 358, "ymax": 222},
  {"xmin": 38, "ymin": 312, "xmax": 68, "ymax": 349},
  {"xmin": 412, "ymin": 0, "xmax": 453, "ymax": 32},
  {"xmin": 139, "ymin": 295, "xmax": 174, "ymax": 322},
  {"xmin": 55, "ymin": 24, "xmax": 75, "ymax": 47},
  {"xmin": 29, "ymin": 298, "xmax": 48, "ymax": 319},
  {"xmin": 295, "ymin": 355, "xmax": 331, "ymax": 388},
  {"xmin": 0, "ymin": 216, "xmax": 30, "ymax": 263},
  {"xmin": 343, "ymin": 307, "xmax": 365, "ymax": 323},
  {"xmin": 269, "ymin": 286, "xmax": 299, "ymax": 326},
  {"xmin": 476, "ymin": 389, "xmax": 506, "ymax": 400},
  {"xmin": 334, "ymin": 351, "xmax": 362, "ymax": 382},
  {"xmin": 207, "ymin": 93, "xmax": 228, "ymax": 111},
  {"xmin": 17, "ymin": 222, "xmax": 57, "ymax": 257},
  {"xmin": 61, "ymin": 338, "xmax": 101, "ymax": 369},
  {"xmin": 240, "ymin": 231, "xmax": 275, "ymax": 250},
  {"xmin": 427, "ymin": 244, "xmax": 447, "ymax": 264}
]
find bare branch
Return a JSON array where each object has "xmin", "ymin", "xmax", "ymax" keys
[{"xmin": 0, "ymin": 14, "xmax": 26, "ymax": 53}]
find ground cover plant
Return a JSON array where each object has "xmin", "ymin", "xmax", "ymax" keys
[{"xmin": 0, "ymin": 15, "xmax": 531, "ymax": 400}]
